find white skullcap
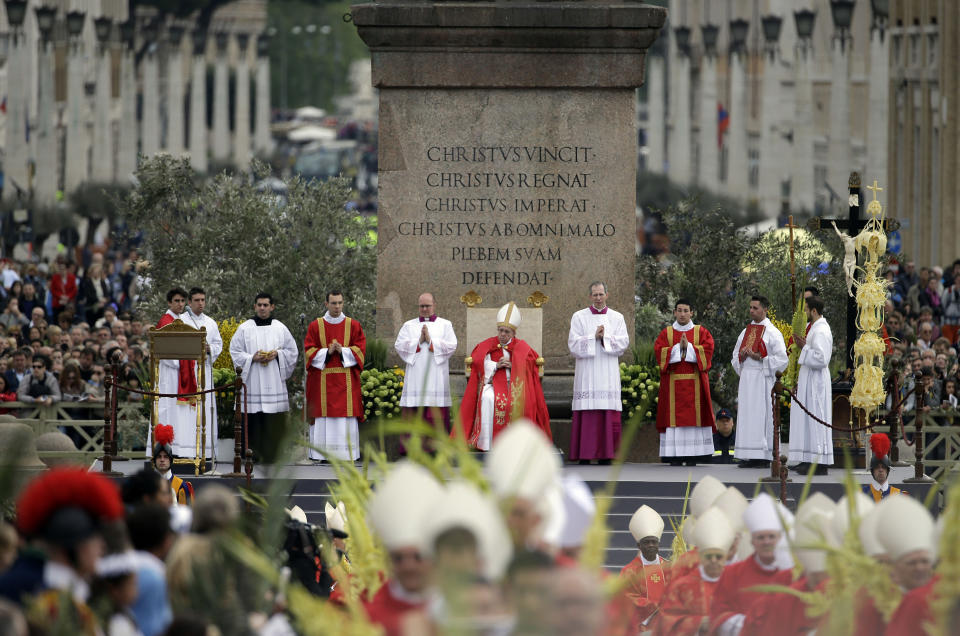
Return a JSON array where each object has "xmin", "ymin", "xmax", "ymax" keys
[
  {"xmin": 558, "ymin": 474, "xmax": 596, "ymax": 549},
  {"xmin": 743, "ymin": 493, "xmax": 786, "ymax": 534},
  {"xmin": 691, "ymin": 506, "xmax": 736, "ymax": 553},
  {"xmin": 875, "ymin": 495, "xmax": 935, "ymax": 561},
  {"xmin": 487, "ymin": 420, "xmax": 560, "ymax": 502},
  {"xmin": 422, "ymin": 481, "xmax": 513, "ymax": 580},
  {"xmin": 629, "ymin": 505, "xmax": 664, "ymax": 542},
  {"xmin": 690, "ymin": 475, "xmax": 727, "ymax": 518},
  {"xmin": 367, "ymin": 461, "xmax": 443, "ymax": 551},
  {"xmin": 496, "ymin": 302, "xmax": 521, "ymax": 331}
]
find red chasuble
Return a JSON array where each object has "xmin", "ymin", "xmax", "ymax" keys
[
  {"xmin": 740, "ymin": 577, "xmax": 827, "ymax": 636},
  {"xmin": 456, "ymin": 336, "xmax": 551, "ymax": 445},
  {"xmin": 654, "ymin": 571, "xmax": 718, "ymax": 636},
  {"xmin": 669, "ymin": 548, "xmax": 700, "ymax": 583},
  {"xmin": 707, "ymin": 557, "xmax": 792, "ymax": 635},
  {"xmin": 619, "ymin": 555, "xmax": 670, "ymax": 628},
  {"xmin": 362, "ymin": 581, "xmax": 425, "ymax": 636},
  {"xmin": 884, "ymin": 575, "xmax": 938, "ymax": 636},
  {"xmin": 654, "ymin": 325, "xmax": 716, "ymax": 433},
  {"xmin": 852, "ymin": 589, "xmax": 886, "ymax": 636},
  {"xmin": 304, "ymin": 316, "xmax": 366, "ymax": 421},
  {"xmin": 156, "ymin": 312, "xmax": 198, "ymax": 404}
]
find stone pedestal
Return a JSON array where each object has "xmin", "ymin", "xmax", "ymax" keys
[
  {"xmin": 828, "ymin": 39, "xmax": 851, "ymax": 200},
  {"xmin": 142, "ymin": 50, "xmax": 161, "ymax": 158},
  {"xmin": 35, "ymin": 44, "xmax": 58, "ymax": 207},
  {"xmin": 118, "ymin": 50, "xmax": 138, "ymax": 180},
  {"xmin": 64, "ymin": 50, "xmax": 88, "ymax": 193},
  {"xmin": 91, "ymin": 48, "xmax": 113, "ymax": 183},
  {"xmin": 353, "ymin": 1, "xmax": 665, "ymax": 370},
  {"xmin": 698, "ymin": 55, "xmax": 719, "ymax": 193},
  {"xmin": 726, "ymin": 52, "xmax": 749, "ymax": 199},
  {"xmin": 189, "ymin": 55, "xmax": 208, "ymax": 173},
  {"xmin": 212, "ymin": 51, "xmax": 230, "ymax": 161},
  {"xmin": 646, "ymin": 54, "xmax": 666, "ymax": 174},
  {"xmin": 254, "ymin": 56, "xmax": 272, "ymax": 156}
]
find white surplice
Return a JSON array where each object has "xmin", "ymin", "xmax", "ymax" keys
[
  {"xmin": 395, "ymin": 317, "xmax": 457, "ymax": 408},
  {"xmin": 309, "ymin": 312, "xmax": 359, "ymax": 461},
  {"xmin": 731, "ymin": 317, "xmax": 789, "ymax": 460},
  {"xmin": 229, "ymin": 317, "xmax": 298, "ymax": 413},
  {"xmin": 568, "ymin": 307, "xmax": 630, "ymax": 411},
  {"xmin": 476, "ymin": 345, "xmax": 510, "ymax": 452},
  {"xmin": 788, "ymin": 316, "xmax": 834, "ymax": 465},
  {"xmin": 164, "ymin": 308, "xmax": 224, "ymax": 459}
]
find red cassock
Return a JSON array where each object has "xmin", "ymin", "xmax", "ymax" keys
[
  {"xmin": 156, "ymin": 312, "xmax": 198, "ymax": 402},
  {"xmin": 304, "ymin": 317, "xmax": 366, "ymax": 421},
  {"xmin": 707, "ymin": 557, "xmax": 792, "ymax": 635},
  {"xmin": 884, "ymin": 575, "xmax": 938, "ymax": 636},
  {"xmin": 852, "ymin": 589, "xmax": 886, "ymax": 636},
  {"xmin": 619, "ymin": 555, "xmax": 671, "ymax": 629},
  {"xmin": 740, "ymin": 577, "xmax": 826, "ymax": 636},
  {"xmin": 654, "ymin": 325, "xmax": 716, "ymax": 433},
  {"xmin": 457, "ymin": 336, "xmax": 551, "ymax": 446},
  {"xmin": 654, "ymin": 571, "xmax": 718, "ymax": 636},
  {"xmin": 362, "ymin": 581, "xmax": 425, "ymax": 636}
]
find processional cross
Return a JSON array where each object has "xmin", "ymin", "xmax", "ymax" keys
[{"xmin": 807, "ymin": 172, "xmax": 900, "ymax": 371}]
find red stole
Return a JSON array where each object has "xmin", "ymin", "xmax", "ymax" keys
[
  {"xmin": 156, "ymin": 312, "xmax": 198, "ymax": 404},
  {"xmin": 304, "ymin": 316, "xmax": 366, "ymax": 420},
  {"xmin": 362, "ymin": 581, "xmax": 425, "ymax": 636}
]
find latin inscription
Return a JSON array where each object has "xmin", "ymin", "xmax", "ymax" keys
[{"xmin": 397, "ymin": 144, "xmax": 618, "ymax": 287}]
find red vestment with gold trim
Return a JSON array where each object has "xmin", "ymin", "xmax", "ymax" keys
[
  {"xmin": 305, "ymin": 316, "xmax": 365, "ymax": 421},
  {"xmin": 654, "ymin": 325, "xmax": 716, "ymax": 432},
  {"xmin": 619, "ymin": 554, "xmax": 670, "ymax": 629},
  {"xmin": 654, "ymin": 570, "xmax": 718, "ymax": 636}
]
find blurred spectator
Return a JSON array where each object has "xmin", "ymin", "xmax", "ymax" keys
[
  {"xmin": 0, "ymin": 376, "xmax": 16, "ymax": 414},
  {"xmin": 907, "ymin": 267, "xmax": 930, "ymax": 311},
  {"xmin": 79, "ymin": 263, "xmax": 113, "ymax": 324},
  {"xmin": 0, "ymin": 298, "xmax": 28, "ymax": 331},
  {"xmin": 3, "ymin": 347, "xmax": 31, "ymax": 392},
  {"xmin": 921, "ymin": 277, "xmax": 943, "ymax": 318},
  {"xmin": 49, "ymin": 257, "xmax": 78, "ymax": 321},
  {"xmin": 943, "ymin": 378, "xmax": 958, "ymax": 409},
  {"xmin": 16, "ymin": 354, "xmax": 60, "ymax": 405},
  {"xmin": 17, "ymin": 282, "xmax": 41, "ymax": 318},
  {"xmin": 126, "ymin": 504, "xmax": 174, "ymax": 636}
]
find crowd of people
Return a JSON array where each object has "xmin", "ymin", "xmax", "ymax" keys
[{"xmin": 0, "ymin": 418, "xmax": 951, "ymax": 635}]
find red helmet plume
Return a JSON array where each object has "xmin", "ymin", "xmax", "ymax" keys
[
  {"xmin": 869, "ymin": 433, "xmax": 891, "ymax": 460},
  {"xmin": 154, "ymin": 424, "xmax": 175, "ymax": 446},
  {"xmin": 16, "ymin": 468, "xmax": 124, "ymax": 537}
]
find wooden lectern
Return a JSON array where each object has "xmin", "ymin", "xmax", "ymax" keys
[{"xmin": 149, "ymin": 320, "xmax": 208, "ymax": 475}]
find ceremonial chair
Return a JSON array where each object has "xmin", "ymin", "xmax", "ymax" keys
[
  {"xmin": 148, "ymin": 320, "xmax": 208, "ymax": 475},
  {"xmin": 462, "ymin": 297, "xmax": 546, "ymax": 378}
]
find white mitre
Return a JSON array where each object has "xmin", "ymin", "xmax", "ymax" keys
[
  {"xmin": 325, "ymin": 501, "xmax": 348, "ymax": 534},
  {"xmin": 487, "ymin": 419, "xmax": 559, "ymax": 502},
  {"xmin": 629, "ymin": 505, "xmax": 664, "ymax": 542},
  {"xmin": 366, "ymin": 460, "xmax": 443, "ymax": 551},
  {"xmin": 692, "ymin": 506, "xmax": 736, "ymax": 553},
  {"xmin": 690, "ymin": 475, "xmax": 726, "ymax": 518},
  {"xmin": 422, "ymin": 480, "xmax": 513, "ymax": 580},
  {"xmin": 558, "ymin": 474, "xmax": 595, "ymax": 549},
  {"xmin": 496, "ymin": 302, "xmax": 521, "ymax": 331},
  {"xmin": 793, "ymin": 493, "xmax": 836, "ymax": 574},
  {"xmin": 875, "ymin": 494, "xmax": 935, "ymax": 561}
]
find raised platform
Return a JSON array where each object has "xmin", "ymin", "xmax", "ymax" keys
[{"xmin": 96, "ymin": 459, "xmax": 933, "ymax": 571}]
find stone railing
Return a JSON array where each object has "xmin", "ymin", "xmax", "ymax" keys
[{"xmin": 2, "ymin": 400, "xmax": 147, "ymax": 462}]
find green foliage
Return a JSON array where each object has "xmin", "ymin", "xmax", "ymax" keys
[
  {"xmin": 633, "ymin": 302, "xmax": 672, "ymax": 349},
  {"xmin": 636, "ymin": 172, "xmax": 766, "ymax": 228},
  {"xmin": 70, "ymin": 182, "xmax": 131, "ymax": 222},
  {"xmin": 360, "ymin": 368, "xmax": 403, "ymax": 421},
  {"xmin": 115, "ymin": 155, "xmax": 377, "ymax": 393},
  {"xmin": 363, "ymin": 338, "xmax": 388, "ymax": 371},
  {"xmin": 618, "ymin": 361, "xmax": 659, "ymax": 423}
]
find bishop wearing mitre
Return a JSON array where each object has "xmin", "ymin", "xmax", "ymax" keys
[{"xmin": 457, "ymin": 302, "xmax": 550, "ymax": 450}]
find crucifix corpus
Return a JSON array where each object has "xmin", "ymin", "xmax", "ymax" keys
[{"xmin": 807, "ymin": 172, "xmax": 900, "ymax": 371}]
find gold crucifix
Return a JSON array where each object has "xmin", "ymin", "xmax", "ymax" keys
[{"xmin": 867, "ymin": 180, "xmax": 883, "ymax": 201}]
